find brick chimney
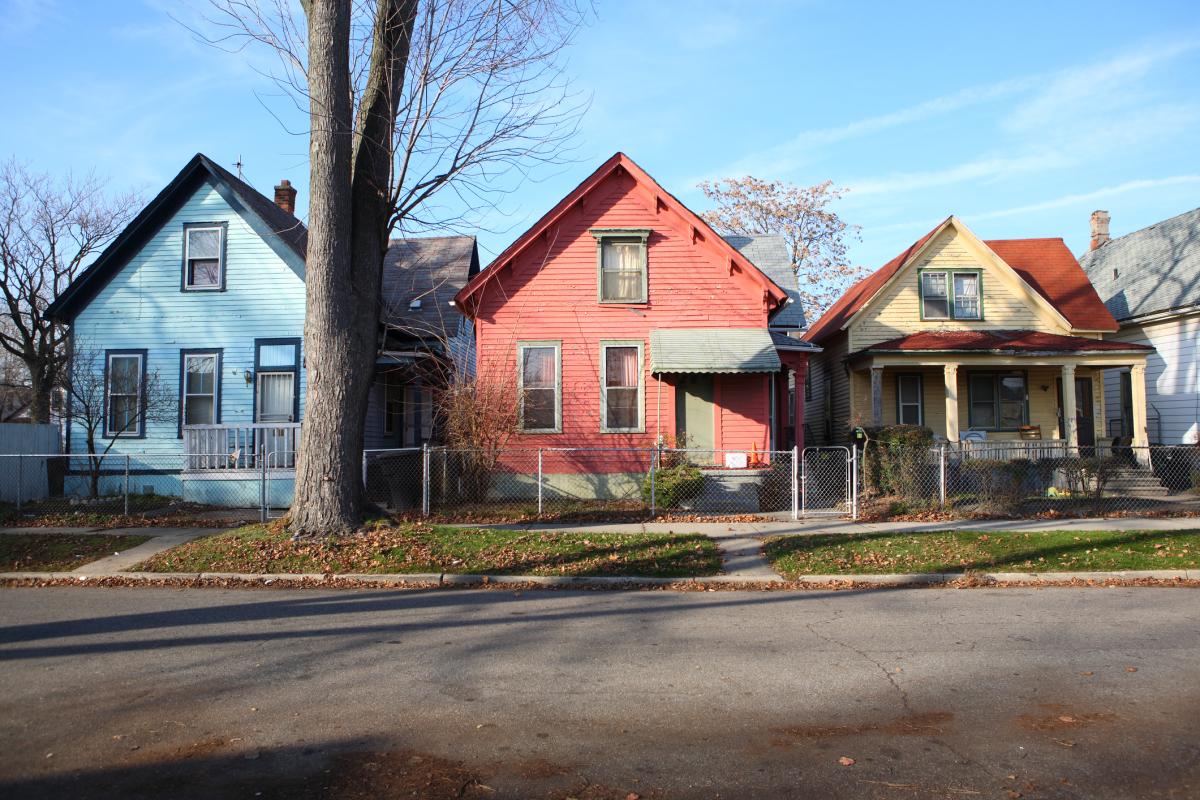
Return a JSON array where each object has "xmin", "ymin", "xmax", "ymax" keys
[
  {"xmin": 1090, "ymin": 210, "xmax": 1110, "ymax": 251},
  {"xmin": 274, "ymin": 179, "xmax": 297, "ymax": 215}
]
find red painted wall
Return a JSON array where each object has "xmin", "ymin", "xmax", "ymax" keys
[{"xmin": 471, "ymin": 168, "xmax": 795, "ymax": 466}]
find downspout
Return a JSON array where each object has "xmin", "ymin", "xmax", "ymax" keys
[
  {"xmin": 769, "ymin": 372, "xmax": 776, "ymax": 451},
  {"xmin": 655, "ymin": 372, "xmax": 662, "ymax": 443}
]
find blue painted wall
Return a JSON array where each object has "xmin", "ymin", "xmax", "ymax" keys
[{"xmin": 69, "ymin": 177, "xmax": 307, "ymax": 459}]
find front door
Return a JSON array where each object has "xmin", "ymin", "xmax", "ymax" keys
[
  {"xmin": 675, "ymin": 375, "xmax": 715, "ymax": 453},
  {"xmin": 1057, "ymin": 377, "xmax": 1095, "ymax": 449},
  {"xmin": 257, "ymin": 372, "xmax": 295, "ymax": 467}
]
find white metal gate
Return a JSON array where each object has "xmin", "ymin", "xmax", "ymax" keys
[{"xmin": 799, "ymin": 446, "xmax": 856, "ymax": 518}]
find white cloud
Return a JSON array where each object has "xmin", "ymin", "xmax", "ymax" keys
[{"xmin": 968, "ymin": 175, "xmax": 1200, "ymax": 222}]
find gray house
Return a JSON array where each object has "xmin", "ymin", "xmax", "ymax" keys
[{"xmin": 1080, "ymin": 207, "xmax": 1200, "ymax": 445}]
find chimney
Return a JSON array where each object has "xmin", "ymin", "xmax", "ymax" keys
[
  {"xmin": 274, "ymin": 179, "xmax": 297, "ymax": 215},
  {"xmin": 1090, "ymin": 209, "xmax": 1110, "ymax": 251}
]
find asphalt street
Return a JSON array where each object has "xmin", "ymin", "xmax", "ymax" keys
[{"xmin": 1, "ymin": 585, "xmax": 1198, "ymax": 799}]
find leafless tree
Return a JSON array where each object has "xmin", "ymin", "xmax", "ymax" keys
[
  {"xmin": 0, "ymin": 161, "xmax": 139, "ymax": 423},
  {"xmin": 66, "ymin": 342, "xmax": 176, "ymax": 497},
  {"xmin": 698, "ymin": 176, "xmax": 865, "ymax": 323},
  {"xmin": 199, "ymin": 0, "xmax": 587, "ymax": 534}
]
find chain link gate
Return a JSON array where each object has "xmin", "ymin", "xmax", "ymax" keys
[{"xmin": 799, "ymin": 446, "xmax": 856, "ymax": 518}]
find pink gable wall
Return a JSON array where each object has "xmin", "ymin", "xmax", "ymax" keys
[{"xmin": 470, "ymin": 168, "xmax": 784, "ymax": 457}]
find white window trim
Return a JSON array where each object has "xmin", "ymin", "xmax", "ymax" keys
[
  {"xmin": 105, "ymin": 352, "xmax": 144, "ymax": 437},
  {"xmin": 517, "ymin": 340, "xmax": 562, "ymax": 434},
  {"xmin": 183, "ymin": 224, "xmax": 225, "ymax": 291},
  {"xmin": 599, "ymin": 340, "xmax": 644, "ymax": 433},
  {"xmin": 182, "ymin": 352, "xmax": 219, "ymax": 427}
]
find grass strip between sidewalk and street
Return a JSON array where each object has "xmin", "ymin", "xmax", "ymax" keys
[
  {"xmin": 763, "ymin": 529, "xmax": 1200, "ymax": 579},
  {"xmin": 136, "ymin": 523, "xmax": 721, "ymax": 578},
  {"xmin": 0, "ymin": 533, "xmax": 152, "ymax": 572}
]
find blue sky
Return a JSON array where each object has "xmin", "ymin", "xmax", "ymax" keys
[{"xmin": 1, "ymin": 0, "xmax": 1197, "ymax": 271}]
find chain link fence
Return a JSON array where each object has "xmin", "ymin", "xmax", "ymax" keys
[{"xmin": 857, "ymin": 440, "xmax": 1200, "ymax": 518}]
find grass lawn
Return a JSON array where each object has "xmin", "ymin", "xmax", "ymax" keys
[
  {"xmin": 0, "ymin": 533, "xmax": 152, "ymax": 572},
  {"xmin": 763, "ymin": 529, "xmax": 1200, "ymax": 578},
  {"xmin": 137, "ymin": 523, "xmax": 721, "ymax": 577}
]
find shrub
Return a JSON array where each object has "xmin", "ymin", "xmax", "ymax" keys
[
  {"xmin": 644, "ymin": 461, "xmax": 704, "ymax": 510},
  {"xmin": 960, "ymin": 458, "xmax": 1041, "ymax": 515},
  {"xmin": 860, "ymin": 425, "xmax": 935, "ymax": 501}
]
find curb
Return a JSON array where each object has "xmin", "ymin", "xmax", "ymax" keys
[{"xmin": 2, "ymin": 568, "xmax": 1197, "ymax": 589}]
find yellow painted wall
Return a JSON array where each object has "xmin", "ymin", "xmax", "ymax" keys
[{"xmin": 849, "ymin": 227, "xmax": 1072, "ymax": 351}]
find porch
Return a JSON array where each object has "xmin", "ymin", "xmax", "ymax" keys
[{"xmin": 182, "ymin": 423, "xmax": 301, "ymax": 470}]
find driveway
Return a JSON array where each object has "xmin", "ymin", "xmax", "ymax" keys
[{"xmin": 1, "ymin": 586, "xmax": 1198, "ymax": 799}]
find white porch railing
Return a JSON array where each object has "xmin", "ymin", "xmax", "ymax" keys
[
  {"xmin": 183, "ymin": 423, "xmax": 301, "ymax": 470},
  {"xmin": 957, "ymin": 439, "xmax": 1069, "ymax": 461}
]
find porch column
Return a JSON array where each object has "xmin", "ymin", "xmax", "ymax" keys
[
  {"xmin": 870, "ymin": 366, "xmax": 883, "ymax": 427},
  {"xmin": 943, "ymin": 364, "xmax": 959, "ymax": 442},
  {"xmin": 1061, "ymin": 364, "xmax": 1078, "ymax": 454},
  {"xmin": 1130, "ymin": 362, "xmax": 1150, "ymax": 463}
]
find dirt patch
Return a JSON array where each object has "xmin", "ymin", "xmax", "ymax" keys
[
  {"xmin": 259, "ymin": 749, "xmax": 494, "ymax": 800},
  {"xmin": 511, "ymin": 757, "xmax": 571, "ymax": 779},
  {"xmin": 1017, "ymin": 703, "xmax": 1116, "ymax": 732},
  {"xmin": 774, "ymin": 711, "xmax": 954, "ymax": 741}
]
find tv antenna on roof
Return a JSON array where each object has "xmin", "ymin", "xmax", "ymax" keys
[{"xmin": 234, "ymin": 155, "xmax": 245, "ymax": 180}]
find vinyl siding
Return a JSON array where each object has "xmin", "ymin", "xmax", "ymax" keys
[
  {"xmin": 472, "ymin": 169, "xmax": 790, "ymax": 452},
  {"xmin": 850, "ymin": 227, "xmax": 1070, "ymax": 351},
  {"xmin": 68, "ymin": 179, "xmax": 306, "ymax": 456},
  {"xmin": 1102, "ymin": 313, "xmax": 1200, "ymax": 444}
]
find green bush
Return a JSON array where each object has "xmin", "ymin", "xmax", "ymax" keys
[
  {"xmin": 960, "ymin": 458, "xmax": 1046, "ymax": 515},
  {"xmin": 860, "ymin": 425, "xmax": 934, "ymax": 500},
  {"xmin": 644, "ymin": 462, "xmax": 705, "ymax": 510}
]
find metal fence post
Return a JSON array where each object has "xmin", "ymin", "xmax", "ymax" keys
[
  {"xmin": 259, "ymin": 444, "xmax": 267, "ymax": 524},
  {"xmin": 851, "ymin": 446, "xmax": 858, "ymax": 520},
  {"xmin": 124, "ymin": 455, "xmax": 131, "ymax": 516},
  {"xmin": 361, "ymin": 450, "xmax": 369, "ymax": 493},
  {"xmin": 649, "ymin": 448, "xmax": 657, "ymax": 516},
  {"xmin": 421, "ymin": 443, "xmax": 431, "ymax": 517},
  {"xmin": 15, "ymin": 455, "xmax": 22, "ymax": 512},
  {"xmin": 939, "ymin": 442, "xmax": 947, "ymax": 508},
  {"xmin": 537, "ymin": 448, "xmax": 544, "ymax": 516},
  {"xmin": 791, "ymin": 445, "xmax": 799, "ymax": 521}
]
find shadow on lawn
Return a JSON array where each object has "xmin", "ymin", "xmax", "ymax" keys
[{"xmin": 763, "ymin": 529, "xmax": 1199, "ymax": 574}]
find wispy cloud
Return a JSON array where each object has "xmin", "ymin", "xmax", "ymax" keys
[{"xmin": 968, "ymin": 175, "xmax": 1200, "ymax": 222}]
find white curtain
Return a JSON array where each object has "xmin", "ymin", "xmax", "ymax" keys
[
  {"xmin": 602, "ymin": 241, "xmax": 642, "ymax": 300},
  {"xmin": 258, "ymin": 373, "xmax": 294, "ymax": 422},
  {"xmin": 605, "ymin": 347, "xmax": 637, "ymax": 388},
  {"xmin": 523, "ymin": 347, "xmax": 554, "ymax": 388}
]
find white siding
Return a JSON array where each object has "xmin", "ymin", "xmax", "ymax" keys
[{"xmin": 1103, "ymin": 311, "xmax": 1200, "ymax": 444}]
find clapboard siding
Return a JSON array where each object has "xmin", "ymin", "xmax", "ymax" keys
[
  {"xmin": 1103, "ymin": 312, "xmax": 1200, "ymax": 444},
  {"xmin": 69, "ymin": 179, "xmax": 307, "ymax": 456},
  {"xmin": 851, "ymin": 228, "xmax": 1069, "ymax": 351},
  {"xmin": 472, "ymin": 170, "xmax": 777, "ymax": 449}
]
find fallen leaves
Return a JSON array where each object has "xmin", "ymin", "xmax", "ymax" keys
[{"xmin": 838, "ymin": 756, "xmax": 855, "ymax": 766}]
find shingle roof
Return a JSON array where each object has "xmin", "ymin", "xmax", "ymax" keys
[
  {"xmin": 649, "ymin": 328, "xmax": 782, "ymax": 373},
  {"xmin": 203, "ymin": 156, "xmax": 308, "ymax": 260},
  {"xmin": 722, "ymin": 235, "xmax": 806, "ymax": 329},
  {"xmin": 803, "ymin": 218, "xmax": 1117, "ymax": 345},
  {"xmin": 1079, "ymin": 207, "xmax": 1200, "ymax": 322},
  {"xmin": 857, "ymin": 330, "xmax": 1152, "ymax": 355},
  {"xmin": 380, "ymin": 236, "xmax": 479, "ymax": 340}
]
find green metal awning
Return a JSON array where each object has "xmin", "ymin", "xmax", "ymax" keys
[{"xmin": 649, "ymin": 328, "xmax": 781, "ymax": 373}]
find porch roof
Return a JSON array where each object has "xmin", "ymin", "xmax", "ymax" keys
[
  {"xmin": 853, "ymin": 330, "xmax": 1153, "ymax": 358},
  {"xmin": 650, "ymin": 328, "xmax": 782, "ymax": 373}
]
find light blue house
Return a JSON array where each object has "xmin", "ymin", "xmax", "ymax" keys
[{"xmin": 48, "ymin": 153, "xmax": 477, "ymax": 508}]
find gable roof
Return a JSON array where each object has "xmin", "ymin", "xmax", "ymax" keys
[
  {"xmin": 453, "ymin": 152, "xmax": 790, "ymax": 316},
  {"xmin": 803, "ymin": 217, "xmax": 1117, "ymax": 345},
  {"xmin": 1079, "ymin": 207, "xmax": 1200, "ymax": 322},
  {"xmin": 46, "ymin": 153, "xmax": 308, "ymax": 321},
  {"xmin": 722, "ymin": 235, "xmax": 806, "ymax": 329},
  {"xmin": 381, "ymin": 236, "xmax": 479, "ymax": 340}
]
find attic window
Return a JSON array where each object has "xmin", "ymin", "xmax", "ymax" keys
[
  {"xmin": 183, "ymin": 223, "xmax": 225, "ymax": 291},
  {"xmin": 409, "ymin": 299, "xmax": 422, "ymax": 310},
  {"xmin": 591, "ymin": 229, "xmax": 650, "ymax": 304}
]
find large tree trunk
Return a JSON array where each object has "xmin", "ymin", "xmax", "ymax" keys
[
  {"xmin": 290, "ymin": 0, "xmax": 360, "ymax": 536},
  {"xmin": 27, "ymin": 361, "xmax": 52, "ymax": 424}
]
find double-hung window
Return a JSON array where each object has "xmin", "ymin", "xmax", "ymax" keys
[
  {"xmin": 896, "ymin": 373, "xmax": 923, "ymax": 426},
  {"xmin": 601, "ymin": 342, "xmax": 643, "ymax": 432},
  {"xmin": 183, "ymin": 224, "xmax": 225, "ymax": 290},
  {"xmin": 105, "ymin": 351, "xmax": 145, "ymax": 436},
  {"xmin": 920, "ymin": 269, "xmax": 982, "ymax": 320},
  {"xmin": 593, "ymin": 229, "xmax": 649, "ymax": 303},
  {"xmin": 968, "ymin": 372, "xmax": 1027, "ymax": 430},
  {"xmin": 518, "ymin": 342, "xmax": 560, "ymax": 433},
  {"xmin": 181, "ymin": 351, "xmax": 220, "ymax": 427}
]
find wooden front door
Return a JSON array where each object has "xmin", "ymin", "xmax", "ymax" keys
[
  {"xmin": 675, "ymin": 375, "xmax": 715, "ymax": 452},
  {"xmin": 1057, "ymin": 377, "xmax": 1095, "ymax": 449}
]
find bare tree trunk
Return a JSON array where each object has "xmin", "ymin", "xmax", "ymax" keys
[
  {"xmin": 291, "ymin": 0, "xmax": 358, "ymax": 535},
  {"xmin": 28, "ymin": 362, "xmax": 51, "ymax": 423}
]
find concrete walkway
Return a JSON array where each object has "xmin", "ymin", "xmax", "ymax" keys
[{"xmin": 706, "ymin": 532, "xmax": 777, "ymax": 577}]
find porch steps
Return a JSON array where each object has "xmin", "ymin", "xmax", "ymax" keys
[
  {"xmin": 1104, "ymin": 467, "xmax": 1169, "ymax": 498},
  {"xmin": 680, "ymin": 469, "xmax": 768, "ymax": 513}
]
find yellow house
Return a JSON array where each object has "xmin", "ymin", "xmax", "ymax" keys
[{"xmin": 802, "ymin": 217, "xmax": 1154, "ymax": 457}]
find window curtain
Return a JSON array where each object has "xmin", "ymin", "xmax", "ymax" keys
[
  {"xmin": 605, "ymin": 346, "xmax": 638, "ymax": 429},
  {"xmin": 258, "ymin": 373, "xmax": 294, "ymax": 422},
  {"xmin": 605, "ymin": 347, "xmax": 638, "ymax": 388},
  {"xmin": 954, "ymin": 274, "xmax": 980, "ymax": 318},
  {"xmin": 521, "ymin": 347, "xmax": 556, "ymax": 430},
  {"xmin": 602, "ymin": 241, "xmax": 642, "ymax": 301},
  {"xmin": 523, "ymin": 347, "xmax": 554, "ymax": 388}
]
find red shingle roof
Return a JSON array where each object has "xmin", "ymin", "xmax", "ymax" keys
[
  {"xmin": 802, "ymin": 219, "xmax": 1119, "ymax": 345},
  {"xmin": 859, "ymin": 330, "xmax": 1151, "ymax": 354}
]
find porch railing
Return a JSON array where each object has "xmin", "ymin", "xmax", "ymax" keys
[
  {"xmin": 183, "ymin": 423, "xmax": 301, "ymax": 470},
  {"xmin": 957, "ymin": 439, "xmax": 1070, "ymax": 461}
]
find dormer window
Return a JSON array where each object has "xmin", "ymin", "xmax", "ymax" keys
[
  {"xmin": 920, "ymin": 269, "xmax": 982, "ymax": 320},
  {"xmin": 183, "ymin": 223, "xmax": 226, "ymax": 291},
  {"xmin": 592, "ymin": 229, "xmax": 649, "ymax": 303}
]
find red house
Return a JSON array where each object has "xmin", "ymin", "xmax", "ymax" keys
[{"xmin": 453, "ymin": 153, "xmax": 817, "ymax": 474}]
